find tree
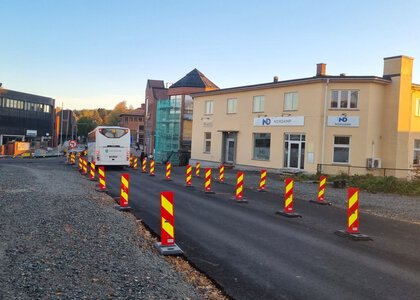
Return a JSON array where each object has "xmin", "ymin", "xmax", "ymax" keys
[
  {"xmin": 77, "ymin": 116, "xmax": 98, "ymax": 140},
  {"xmin": 105, "ymin": 101, "xmax": 128, "ymax": 125}
]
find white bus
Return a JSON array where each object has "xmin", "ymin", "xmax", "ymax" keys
[{"xmin": 87, "ymin": 126, "xmax": 130, "ymax": 166}]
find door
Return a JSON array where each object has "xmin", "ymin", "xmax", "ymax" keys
[
  {"xmin": 284, "ymin": 134, "xmax": 305, "ymax": 169},
  {"xmin": 288, "ymin": 142, "xmax": 300, "ymax": 168},
  {"xmin": 225, "ymin": 138, "xmax": 235, "ymax": 163}
]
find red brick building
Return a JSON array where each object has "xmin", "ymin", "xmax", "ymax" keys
[{"xmin": 119, "ymin": 104, "xmax": 146, "ymax": 148}]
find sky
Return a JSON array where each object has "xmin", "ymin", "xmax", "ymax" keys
[{"xmin": 1, "ymin": 0, "xmax": 420, "ymax": 110}]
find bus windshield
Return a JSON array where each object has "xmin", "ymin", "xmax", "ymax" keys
[{"xmin": 99, "ymin": 128, "xmax": 128, "ymax": 139}]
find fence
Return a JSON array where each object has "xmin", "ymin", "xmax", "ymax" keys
[{"xmin": 317, "ymin": 164, "xmax": 418, "ymax": 179}]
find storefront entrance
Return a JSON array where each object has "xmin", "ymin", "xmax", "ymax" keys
[
  {"xmin": 222, "ymin": 132, "xmax": 237, "ymax": 164},
  {"xmin": 284, "ymin": 134, "xmax": 305, "ymax": 169}
]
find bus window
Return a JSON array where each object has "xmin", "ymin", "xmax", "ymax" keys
[{"xmin": 99, "ymin": 128, "xmax": 128, "ymax": 138}]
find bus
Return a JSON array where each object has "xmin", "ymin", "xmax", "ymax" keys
[{"xmin": 87, "ymin": 126, "xmax": 130, "ymax": 166}]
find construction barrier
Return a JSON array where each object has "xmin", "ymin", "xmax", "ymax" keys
[
  {"xmin": 97, "ymin": 166, "xmax": 107, "ymax": 192},
  {"xmin": 82, "ymin": 158, "xmax": 88, "ymax": 176},
  {"xmin": 133, "ymin": 157, "xmax": 138, "ymax": 170},
  {"xmin": 204, "ymin": 168, "xmax": 215, "ymax": 194},
  {"xmin": 70, "ymin": 153, "xmax": 75, "ymax": 165},
  {"xmin": 129, "ymin": 156, "xmax": 133, "ymax": 168},
  {"xmin": 149, "ymin": 159, "xmax": 155, "ymax": 176},
  {"xmin": 310, "ymin": 175, "xmax": 331, "ymax": 205},
  {"xmin": 155, "ymin": 191, "xmax": 183, "ymax": 255},
  {"xmin": 335, "ymin": 188, "xmax": 372, "ymax": 241},
  {"xmin": 89, "ymin": 162, "xmax": 96, "ymax": 181},
  {"xmin": 234, "ymin": 171, "xmax": 247, "ymax": 202},
  {"xmin": 185, "ymin": 164, "xmax": 193, "ymax": 187},
  {"xmin": 165, "ymin": 161, "xmax": 172, "ymax": 180},
  {"xmin": 276, "ymin": 178, "xmax": 301, "ymax": 218},
  {"xmin": 142, "ymin": 158, "xmax": 147, "ymax": 173},
  {"xmin": 258, "ymin": 169, "xmax": 267, "ymax": 192},
  {"xmin": 218, "ymin": 164, "xmax": 225, "ymax": 183},
  {"xmin": 195, "ymin": 162, "xmax": 201, "ymax": 177},
  {"xmin": 78, "ymin": 157, "xmax": 83, "ymax": 172},
  {"xmin": 115, "ymin": 173, "xmax": 131, "ymax": 211}
]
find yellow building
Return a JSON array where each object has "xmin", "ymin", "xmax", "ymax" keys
[{"xmin": 190, "ymin": 55, "xmax": 420, "ymax": 178}]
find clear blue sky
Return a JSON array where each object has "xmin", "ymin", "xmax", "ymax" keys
[{"xmin": 1, "ymin": 0, "xmax": 419, "ymax": 109}]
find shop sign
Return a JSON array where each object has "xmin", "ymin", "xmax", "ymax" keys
[
  {"xmin": 26, "ymin": 130, "xmax": 37, "ymax": 137},
  {"xmin": 254, "ymin": 116, "xmax": 304, "ymax": 127},
  {"xmin": 327, "ymin": 116, "xmax": 359, "ymax": 127}
]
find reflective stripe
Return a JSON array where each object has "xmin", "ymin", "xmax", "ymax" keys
[
  {"xmin": 162, "ymin": 217, "xmax": 174, "ymax": 238},
  {"xmin": 161, "ymin": 195, "xmax": 173, "ymax": 215},
  {"xmin": 348, "ymin": 209, "xmax": 358, "ymax": 227},
  {"xmin": 285, "ymin": 181, "xmax": 293, "ymax": 194},
  {"xmin": 285, "ymin": 195, "xmax": 293, "ymax": 207},
  {"xmin": 121, "ymin": 176, "xmax": 129, "ymax": 188},
  {"xmin": 349, "ymin": 192, "xmax": 358, "ymax": 209}
]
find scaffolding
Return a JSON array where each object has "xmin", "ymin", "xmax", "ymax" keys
[{"xmin": 155, "ymin": 98, "xmax": 181, "ymax": 165}]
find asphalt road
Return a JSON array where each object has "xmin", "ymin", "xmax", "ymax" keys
[{"xmin": 93, "ymin": 163, "xmax": 420, "ymax": 300}]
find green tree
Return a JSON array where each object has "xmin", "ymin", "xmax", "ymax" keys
[
  {"xmin": 105, "ymin": 101, "xmax": 128, "ymax": 125},
  {"xmin": 77, "ymin": 116, "xmax": 98, "ymax": 139}
]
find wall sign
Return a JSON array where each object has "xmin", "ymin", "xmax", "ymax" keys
[
  {"xmin": 26, "ymin": 130, "xmax": 37, "ymax": 137},
  {"xmin": 254, "ymin": 116, "xmax": 304, "ymax": 127},
  {"xmin": 327, "ymin": 116, "xmax": 359, "ymax": 127}
]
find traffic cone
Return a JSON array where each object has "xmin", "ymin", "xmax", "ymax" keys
[
  {"xmin": 310, "ymin": 175, "xmax": 331, "ymax": 205},
  {"xmin": 276, "ymin": 178, "xmax": 302, "ymax": 218}
]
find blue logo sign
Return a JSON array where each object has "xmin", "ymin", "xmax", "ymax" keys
[
  {"xmin": 338, "ymin": 116, "xmax": 348, "ymax": 123},
  {"xmin": 262, "ymin": 118, "xmax": 271, "ymax": 126}
]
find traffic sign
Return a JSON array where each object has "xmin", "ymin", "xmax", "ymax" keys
[{"xmin": 69, "ymin": 140, "xmax": 77, "ymax": 149}]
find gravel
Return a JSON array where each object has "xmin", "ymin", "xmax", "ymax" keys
[{"xmin": 0, "ymin": 159, "xmax": 202, "ymax": 299}]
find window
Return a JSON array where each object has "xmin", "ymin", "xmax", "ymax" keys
[
  {"xmin": 284, "ymin": 92, "xmax": 298, "ymax": 111},
  {"xmin": 253, "ymin": 96, "xmax": 264, "ymax": 112},
  {"xmin": 204, "ymin": 132, "xmax": 211, "ymax": 153},
  {"xmin": 205, "ymin": 100, "xmax": 214, "ymax": 115},
  {"xmin": 253, "ymin": 133, "xmax": 271, "ymax": 160},
  {"xmin": 333, "ymin": 136, "xmax": 350, "ymax": 163},
  {"xmin": 416, "ymin": 99, "xmax": 420, "ymax": 116},
  {"xmin": 331, "ymin": 90, "xmax": 358, "ymax": 109},
  {"xmin": 414, "ymin": 140, "xmax": 420, "ymax": 165},
  {"xmin": 226, "ymin": 98, "xmax": 237, "ymax": 114}
]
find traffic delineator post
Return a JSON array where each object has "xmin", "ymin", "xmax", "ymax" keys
[
  {"xmin": 195, "ymin": 162, "xmax": 201, "ymax": 177},
  {"xmin": 309, "ymin": 175, "xmax": 331, "ymax": 205},
  {"xmin": 133, "ymin": 157, "xmax": 138, "ymax": 170},
  {"xmin": 129, "ymin": 156, "xmax": 133, "ymax": 168},
  {"xmin": 233, "ymin": 171, "xmax": 247, "ymax": 203},
  {"xmin": 335, "ymin": 188, "xmax": 372, "ymax": 241},
  {"xmin": 217, "ymin": 164, "xmax": 225, "ymax": 183},
  {"xmin": 155, "ymin": 191, "xmax": 183, "ymax": 255},
  {"xmin": 165, "ymin": 161, "xmax": 172, "ymax": 181},
  {"xmin": 70, "ymin": 153, "xmax": 75, "ymax": 165},
  {"xmin": 97, "ymin": 166, "xmax": 108, "ymax": 192},
  {"xmin": 141, "ymin": 158, "xmax": 147, "ymax": 173},
  {"xmin": 78, "ymin": 157, "xmax": 83, "ymax": 172},
  {"xmin": 203, "ymin": 168, "xmax": 215, "ymax": 194},
  {"xmin": 276, "ymin": 178, "xmax": 302, "ymax": 218},
  {"xmin": 185, "ymin": 164, "xmax": 193, "ymax": 188},
  {"xmin": 257, "ymin": 169, "xmax": 267, "ymax": 192},
  {"xmin": 89, "ymin": 162, "xmax": 96, "ymax": 181},
  {"xmin": 114, "ymin": 173, "xmax": 131, "ymax": 211},
  {"xmin": 149, "ymin": 159, "xmax": 155, "ymax": 176},
  {"xmin": 82, "ymin": 158, "xmax": 88, "ymax": 176}
]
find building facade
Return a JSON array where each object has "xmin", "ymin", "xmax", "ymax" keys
[
  {"xmin": 190, "ymin": 55, "xmax": 420, "ymax": 178},
  {"xmin": 0, "ymin": 86, "xmax": 55, "ymax": 146},
  {"xmin": 118, "ymin": 104, "xmax": 146, "ymax": 148}
]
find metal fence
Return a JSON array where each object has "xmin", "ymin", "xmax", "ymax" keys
[{"xmin": 317, "ymin": 164, "xmax": 418, "ymax": 179}]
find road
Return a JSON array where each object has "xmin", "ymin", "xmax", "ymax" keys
[{"xmin": 97, "ymin": 163, "xmax": 420, "ymax": 300}]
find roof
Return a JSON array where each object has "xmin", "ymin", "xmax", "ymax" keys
[
  {"xmin": 119, "ymin": 108, "xmax": 145, "ymax": 116},
  {"xmin": 191, "ymin": 75, "xmax": 391, "ymax": 97},
  {"xmin": 169, "ymin": 68, "xmax": 219, "ymax": 89},
  {"xmin": 0, "ymin": 88, "xmax": 55, "ymax": 105},
  {"xmin": 147, "ymin": 80, "xmax": 165, "ymax": 89}
]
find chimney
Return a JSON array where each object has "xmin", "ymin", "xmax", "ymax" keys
[
  {"xmin": 273, "ymin": 76, "xmax": 279, "ymax": 82},
  {"xmin": 316, "ymin": 63, "xmax": 326, "ymax": 76}
]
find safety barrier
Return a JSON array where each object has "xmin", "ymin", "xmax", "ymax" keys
[
  {"xmin": 258, "ymin": 169, "xmax": 267, "ymax": 192},
  {"xmin": 89, "ymin": 162, "xmax": 96, "ymax": 181},
  {"xmin": 218, "ymin": 164, "xmax": 225, "ymax": 183},
  {"xmin": 97, "ymin": 166, "xmax": 107, "ymax": 192},
  {"xmin": 142, "ymin": 158, "xmax": 147, "ymax": 173},
  {"xmin": 204, "ymin": 168, "xmax": 215, "ymax": 194},
  {"xmin": 82, "ymin": 158, "xmax": 88, "ymax": 176},
  {"xmin": 195, "ymin": 162, "xmax": 201, "ymax": 177},
  {"xmin": 310, "ymin": 175, "xmax": 331, "ymax": 205},
  {"xmin": 185, "ymin": 164, "xmax": 193, "ymax": 187},
  {"xmin": 115, "ymin": 173, "xmax": 131, "ymax": 211},
  {"xmin": 276, "ymin": 178, "xmax": 301, "ymax": 218},
  {"xmin": 234, "ymin": 172, "xmax": 247, "ymax": 203},
  {"xmin": 149, "ymin": 159, "xmax": 155, "ymax": 176},
  {"xmin": 133, "ymin": 157, "xmax": 138, "ymax": 170},
  {"xmin": 165, "ymin": 162, "xmax": 172, "ymax": 181}
]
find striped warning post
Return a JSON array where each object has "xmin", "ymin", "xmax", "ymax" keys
[
  {"xmin": 335, "ymin": 188, "xmax": 372, "ymax": 240},
  {"xmin": 115, "ymin": 173, "xmax": 131, "ymax": 211},
  {"xmin": 276, "ymin": 178, "xmax": 301, "ymax": 218},
  {"xmin": 133, "ymin": 157, "xmax": 138, "ymax": 170},
  {"xmin": 165, "ymin": 161, "xmax": 172, "ymax": 181},
  {"xmin": 142, "ymin": 158, "xmax": 147, "ymax": 173},
  {"xmin": 310, "ymin": 175, "xmax": 331, "ymax": 205},
  {"xmin": 78, "ymin": 157, "xmax": 82, "ymax": 172},
  {"xmin": 233, "ymin": 171, "xmax": 247, "ymax": 203},
  {"xmin": 155, "ymin": 191, "xmax": 183, "ymax": 255},
  {"xmin": 97, "ymin": 166, "xmax": 107, "ymax": 192},
  {"xmin": 149, "ymin": 159, "xmax": 155, "ymax": 176},
  {"xmin": 218, "ymin": 164, "xmax": 225, "ymax": 183},
  {"xmin": 89, "ymin": 162, "xmax": 96, "ymax": 181},
  {"xmin": 204, "ymin": 168, "xmax": 215, "ymax": 194},
  {"xmin": 185, "ymin": 164, "xmax": 193, "ymax": 187},
  {"xmin": 70, "ymin": 153, "xmax": 75, "ymax": 165},
  {"xmin": 129, "ymin": 156, "xmax": 133, "ymax": 168},
  {"xmin": 258, "ymin": 169, "xmax": 267, "ymax": 192},
  {"xmin": 82, "ymin": 158, "xmax": 88, "ymax": 176},
  {"xmin": 195, "ymin": 162, "xmax": 201, "ymax": 177}
]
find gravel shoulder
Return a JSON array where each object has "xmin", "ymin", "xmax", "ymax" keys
[{"xmin": 0, "ymin": 159, "xmax": 206, "ymax": 299}]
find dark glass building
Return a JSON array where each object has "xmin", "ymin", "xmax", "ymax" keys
[{"xmin": 0, "ymin": 87, "xmax": 55, "ymax": 145}]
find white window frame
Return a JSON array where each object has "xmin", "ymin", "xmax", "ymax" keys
[
  {"xmin": 333, "ymin": 136, "xmax": 351, "ymax": 164},
  {"xmin": 227, "ymin": 98, "xmax": 237, "ymax": 114},
  {"xmin": 330, "ymin": 90, "xmax": 359, "ymax": 109},
  {"xmin": 284, "ymin": 92, "xmax": 298, "ymax": 111},
  {"xmin": 414, "ymin": 139, "xmax": 420, "ymax": 165},
  {"xmin": 204, "ymin": 100, "xmax": 214, "ymax": 115},
  {"xmin": 204, "ymin": 132, "xmax": 211, "ymax": 153},
  {"xmin": 415, "ymin": 99, "xmax": 420, "ymax": 117},
  {"xmin": 253, "ymin": 96, "xmax": 265, "ymax": 113}
]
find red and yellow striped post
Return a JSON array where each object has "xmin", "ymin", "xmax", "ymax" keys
[
  {"xmin": 129, "ymin": 156, "xmax": 133, "ymax": 168},
  {"xmin": 70, "ymin": 153, "xmax": 75, "ymax": 165},
  {"xmin": 115, "ymin": 173, "xmax": 131, "ymax": 211},
  {"xmin": 185, "ymin": 164, "xmax": 193, "ymax": 187},
  {"xmin": 258, "ymin": 169, "xmax": 267, "ymax": 192},
  {"xmin": 82, "ymin": 158, "xmax": 88, "ymax": 176},
  {"xmin": 234, "ymin": 171, "xmax": 247, "ymax": 202},
  {"xmin": 155, "ymin": 191, "xmax": 183, "ymax": 255},
  {"xmin": 165, "ymin": 161, "xmax": 172, "ymax": 180},
  {"xmin": 195, "ymin": 162, "xmax": 201, "ymax": 177},
  {"xmin": 335, "ymin": 188, "xmax": 372, "ymax": 240},
  {"xmin": 276, "ymin": 178, "xmax": 301, "ymax": 218},
  {"xmin": 89, "ymin": 162, "xmax": 96, "ymax": 181},
  {"xmin": 149, "ymin": 159, "xmax": 155, "ymax": 176},
  {"xmin": 310, "ymin": 175, "xmax": 331, "ymax": 205},
  {"xmin": 204, "ymin": 168, "xmax": 215, "ymax": 194},
  {"xmin": 78, "ymin": 157, "xmax": 82, "ymax": 172},
  {"xmin": 97, "ymin": 166, "xmax": 107, "ymax": 192},
  {"xmin": 141, "ymin": 158, "xmax": 147, "ymax": 173},
  {"xmin": 218, "ymin": 164, "xmax": 225, "ymax": 183},
  {"xmin": 133, "ymin": 157, "xmax": 138, "ymax": 170}
]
